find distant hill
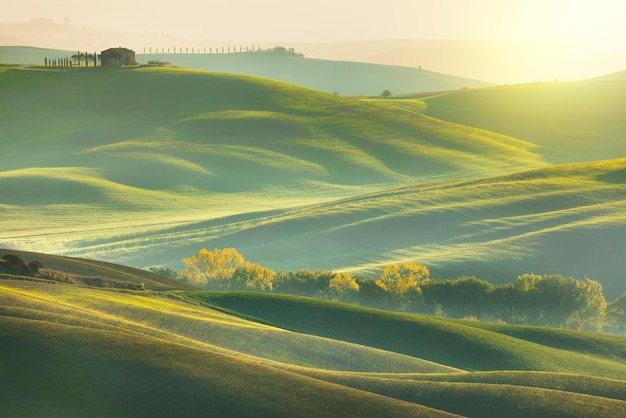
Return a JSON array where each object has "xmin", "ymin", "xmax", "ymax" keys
[
  {"xmin": 595, "ymin": 69, "xmax": 626, "ymax": 80},
  {"xmin": 421, "ymin": 79, "xmax": 626, "ymax": 164},
  {"xmin": 0, "ymin": 45, "xmax": 76, "ymax": 64},
  {"xmin": 302, "ymin": 39, "xmax": 626, "ymax": 85},
  {"xmin": 0, "ymin": 46, "xmax": 492, "ymax": 95},
  {"xmin": 137, "ymin": 50, "xmax": 493, "ymax": 96}
]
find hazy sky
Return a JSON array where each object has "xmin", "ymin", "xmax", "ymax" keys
[{"xmin": 5, "ymin": 0, "xmax": 626, "ymax": 51}]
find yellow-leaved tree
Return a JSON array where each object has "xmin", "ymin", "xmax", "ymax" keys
[
  {"xmin": 327, "ymin": 272, "xmax": 360, "ymax": 301},
  {"xmin": 180, "ymin": 248, "xmax": 244, "ymax": 288},
  {"xmin": 375, "ymin": 262, "xmax": 430, "ymax": 310}
]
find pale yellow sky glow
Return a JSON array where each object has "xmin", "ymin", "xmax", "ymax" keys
[{"xmin": 4, "ymin": 0, "xmax": 626, "ymax": 51}]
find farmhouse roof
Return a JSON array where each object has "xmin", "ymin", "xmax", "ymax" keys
[{"xmin": 102, "ymin": 47, "xmax": 135, "ymax": 54}]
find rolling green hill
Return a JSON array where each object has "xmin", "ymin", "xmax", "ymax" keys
[
  {"xmin": 1, "ymin": 267, "xmax": 624, "ymax": 417},
  {"xmin": 0, "ymin": 295, "xmax": 454, "ymax": 417},
  {"xmin": 420, "ymin": 80, "xmax": 626, "ymax": 163},
  {"xmin": 0, "ymin": 66, "xmax": 542, "ymax": 268},
  {"xmin": 186, "ymin": 292, "xmax": 626, "ymax": 378}
]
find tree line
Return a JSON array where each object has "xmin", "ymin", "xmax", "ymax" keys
[
  {"xmin": 142, "ymin": 45, "xmax": 303, "ymax": 57},
  {"xmin": 150, "ymin": 248, "xmax": 626, "ymax": 334},
  {"xmin": 43, "ymin": 51, "xmax": 100, "ymax": 68}
]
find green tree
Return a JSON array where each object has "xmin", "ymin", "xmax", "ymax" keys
[
  {"xmin": 149, "ymin": 266, "xmax": 179, "ymax": 279},
  {"xmin": 495, "ymin": 274, "xmax": 607, "ymax": 330},
  {"xmin": 422, "ymin": 276, "xmax": 494, "ymax": 318},
  {"xmin": 231, "ymin": 262, "xmax": 277, "ymax": 291},
  {"xmin": 606, "ymin": 293, "xmax": 626, "ymax": 334},
  {"xmin": 275, "ymin": 269, "xmax": 334, "ymax": 297}
]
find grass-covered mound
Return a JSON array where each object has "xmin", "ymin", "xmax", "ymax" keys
[
  {"xmin": 291, "ymin": 372, "xmax": 626, "ymax": 418},
  {"xmin": 186, "ymin": 292, "xmax": 626, "ymax": 379},
  {"xmin": 421, "ymin": 79, "xmax": 626, "ymax": 163}
]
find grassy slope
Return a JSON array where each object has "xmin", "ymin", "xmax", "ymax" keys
[
  {"xmin": 1, "ymin": 275, "xmax": 625, "ymax": 417},
  {"xmin": 0, "ymin": 279, "xmax": 464, "ymax": 417},
  {"xmin": 288, "ymin": 373, "xmax": 626, "ymax": 418},
  {"xmin": 0, "ymin": 66, "xmax": 541, "ymax": 266},
  {"xmin": 0, "ymin": 280, "xmax": 456, "ymax": 373},
  {"xmin": 0, "ymin": 318, "xmax": 454, "ymax": 418},
  {"xmin": 421, "ymin": 80, "xmax": 626, "ymax": 163},
  {"xmin": 186, "ymin": 292, "xmax": 626, "ymax": 379}
]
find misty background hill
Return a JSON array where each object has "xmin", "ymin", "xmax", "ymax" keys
[
  {"xmin": 303, "ymin": 39, "xmax": 626, "ymax": 85},
  {"xmin": 0, "ymin": 46, "xmax": 491, "ymax": 96}
]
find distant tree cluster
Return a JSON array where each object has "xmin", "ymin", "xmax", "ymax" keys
[{"xmin": 156, "ymin": 248, "xmax": 625, "ymax": 333}]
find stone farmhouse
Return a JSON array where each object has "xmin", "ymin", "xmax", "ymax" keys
[{"xmin": 101, "ymin": 47, "xmax": 137, "ymax": 66}]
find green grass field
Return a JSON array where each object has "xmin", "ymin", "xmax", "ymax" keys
[{"xmin": 1, "ymin": 262, "xmax": 624, "ymax": 417}]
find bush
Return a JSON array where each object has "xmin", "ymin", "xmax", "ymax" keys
[{"xmin": 0, "ymin": 254, "xmax": 36, "ymax": 276}]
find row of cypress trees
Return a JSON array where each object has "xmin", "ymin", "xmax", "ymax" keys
[{"xmin": 43, "ymin": 51, "xmax": 99, "ymax": 67}]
